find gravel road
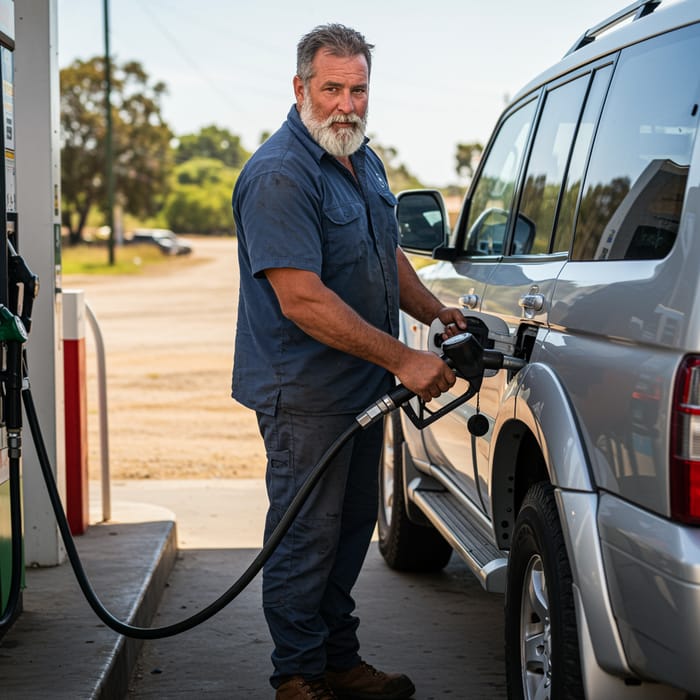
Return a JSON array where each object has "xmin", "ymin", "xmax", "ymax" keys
[{"xmin": 65, "ymin": 236, "xmax": 266, "ymax": 480}]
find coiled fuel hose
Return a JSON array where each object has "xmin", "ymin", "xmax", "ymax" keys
[{"xmin": 21, "ymin": 381, "xmax": 413, "ymax": 639}]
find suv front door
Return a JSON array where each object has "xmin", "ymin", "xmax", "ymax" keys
[
  {"xmin": 424, "ymin": 62, "xmax": 613, "ymax": 514},
  {"xmin": 423, "ymin": 99, "xmax": 536, "ymax": 509}
]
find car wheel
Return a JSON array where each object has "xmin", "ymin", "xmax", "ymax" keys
[
  {"xmin": 377, "ymin": 411, "xmax": 452, "ymax": 572},
  {"xmin": 505, "ymin": 481, "xmax": 584, "ymax": 700}
]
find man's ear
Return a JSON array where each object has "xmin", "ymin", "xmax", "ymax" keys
[{"xmin": 293, "ymin": 76, "xmax": 305, "ymax": 109}]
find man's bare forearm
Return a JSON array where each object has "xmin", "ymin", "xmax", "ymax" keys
[
  {"xmin": 266, "ymin": 267, "xmax": 410, "ymax": 375},
  {"xmin": 264, "ymin": 266, "xmax": 457, "ymax": 401}
]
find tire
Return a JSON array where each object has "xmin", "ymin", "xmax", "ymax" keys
[
  {"xmin": 505, "ymin": 481, "xmax": 584, "ymax": 700},
  {"xmin": 377, "ymin": 411, "xmax": 452, "ymax": 572}
]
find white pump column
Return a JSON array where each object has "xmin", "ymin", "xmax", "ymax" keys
[{"xmin": 14, "ymin": 0, "xmax": 65, "ymax": 566}]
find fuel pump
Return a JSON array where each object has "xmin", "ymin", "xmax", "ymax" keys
[{"xmin": 0, "ymin": 0, "xmax": 23, "ymax": 632}]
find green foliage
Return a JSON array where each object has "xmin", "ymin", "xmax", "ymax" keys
[
  {"xmin": 60, "ymin": 57, "xmax": 173, "ymax": 244},
  {"xmin": 165, "ymin": 126, "xmax": 252, "ymax": 234},
  {"xmin": 175, "ymin": 125, "xmax": 250, "ymax": 169},
  {"xmin": 163, "ymin": 157, "xmax": 239, "ymax": 235},
  {"xmin": 574, "ymin": 176, "xmax": 631, "ymax": 259}
]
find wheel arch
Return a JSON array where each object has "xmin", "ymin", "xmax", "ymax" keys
[{"xmin": 491, "ymin": 361, "xmax": 595, "ymax": 548}]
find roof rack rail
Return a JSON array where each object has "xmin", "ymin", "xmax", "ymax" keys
[{"xmin": 565, "ymin": 0, "xmax": 661, "ymax": 56}]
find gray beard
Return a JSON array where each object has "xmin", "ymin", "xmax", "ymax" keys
[{"xmin": 300, "ymin": 96, "xmax": 367, "ymax": 157}]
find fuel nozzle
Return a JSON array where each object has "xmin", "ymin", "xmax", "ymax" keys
[
  {"xmin": 441, "ymin": 332, "xmax": 486, "ymax": 393},
  {"xmin": 7, "ymin": 240, "xmax": 40, "ymax": 334},
  {"xmin": 441, "ymin": 331, "xmax": 527, "ymax": 389},
  {"xmin": 355, "ymin": 331, "xmax": 527, "ymax": 430}
]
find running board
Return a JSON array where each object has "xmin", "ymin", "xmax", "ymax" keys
[{"xmin": 409, "ymin": 485, "xmax": 507, "ymax": 593}]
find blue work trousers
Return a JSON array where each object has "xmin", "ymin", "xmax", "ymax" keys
[{"xmin": 256, "ymin": 410, "xmax": 382, "ymax": 688}]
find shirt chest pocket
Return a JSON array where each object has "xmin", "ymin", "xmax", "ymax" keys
[{"xmin": 322, "ymin": 202, "xmax": 369, "ymax": 272}]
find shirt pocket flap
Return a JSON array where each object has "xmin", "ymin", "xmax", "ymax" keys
[
  {"xmin": 378, "ymin": 190, "xmax": 398, "ymax": 207},
  {"xmin": 323, "ymin": 202, "xmax": 364, "ymax": 225}
]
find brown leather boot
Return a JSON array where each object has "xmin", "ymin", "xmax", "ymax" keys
[
  {"xmin": 276, "ymin": 675, "xmax": 337, "ymax": 700},
  {"xmin": 325, "ymin": 661, "xmax": 415, "ymax": 699}
]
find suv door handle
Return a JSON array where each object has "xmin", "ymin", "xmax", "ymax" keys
[
  {"xmin": 518, "ymin": 293, "xmax": 545, "ymax": 312},
  {"xmin": 459, "ymin": 294, "xmax": 479, "ymax": 309}
]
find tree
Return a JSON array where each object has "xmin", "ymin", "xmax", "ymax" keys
[
  {"xmin": 174, "ymin": 125, "xmax": 250, "ymax": 169},
  {"xmin": 371, "ymin": 141, "xmax": 424, "ymax": 192},
  {"xmin": 162, "ymin": 157, "xmax": 239, "ymax": 235},
  {"xmin": 60, "ymin": 57, "xmax": 172, "ymax": 244},
  {"xmin": 455, "ymin": 141, "xmax": 484, "ymax": 181}
]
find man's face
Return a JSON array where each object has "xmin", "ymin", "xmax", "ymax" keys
[{"xmin": 294, "ymin": 49, "xmax": 369, "ymax": 158}]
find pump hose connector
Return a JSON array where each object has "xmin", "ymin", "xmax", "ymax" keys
[
  {"xmin": 482, "ymin": 348, "xmax": 528, "ymax": 371},
  {"xmin": 355, "ymin": 385, "xmax": 414, "ymax": 428}
]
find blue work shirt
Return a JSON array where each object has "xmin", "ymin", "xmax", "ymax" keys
[{"xmin": 232, "ymin": 105, "xmax": 400, "ymax": 416}]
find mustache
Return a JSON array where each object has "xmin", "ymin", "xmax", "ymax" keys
[{"xmin": 325, "ymin": 113, "xmax": 364, "ymax": 127}]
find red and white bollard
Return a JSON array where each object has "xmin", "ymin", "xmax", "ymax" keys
[{"xmin": 63, "ymin": 289, "xmax": 88, "ymax": 535}]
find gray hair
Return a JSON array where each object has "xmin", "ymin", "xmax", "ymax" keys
[{"xmin": 296, "ymin": 24, "xmax": 374, "ymax": 83}]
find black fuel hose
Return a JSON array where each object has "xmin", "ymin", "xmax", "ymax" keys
[
  {"xmin": 0, "ymin": 341, "xmax": 30, "ymax": 633},
  {"xmin": 0, "ymin": 454, "xmax": 25, "ymax": 632},
  {"xmin": 22, "ymin": 384, "xmax": 408, "ymax": 639},
  {"xmin": 11, "ymin": 329, "xmax": 522, "ymax": 639}
]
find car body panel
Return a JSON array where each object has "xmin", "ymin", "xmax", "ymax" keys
[
  {"xmin": 547, "ymin": 270, "xmax": 685, "ymax": 515},
  {"xmin": 599, "ymin": 493, "xmax": 700, "ymax": 693},
  {"xmin": 556, "ymin": 490, "xmax": 629, "ymax": 676}
]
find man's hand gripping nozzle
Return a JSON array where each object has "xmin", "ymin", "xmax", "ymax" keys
[{"xmin": 355, "ymin": 331, "xmax": 527, "ymax": 430}]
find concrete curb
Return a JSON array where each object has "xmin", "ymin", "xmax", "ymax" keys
[
  {"xmin": 92, "ymin": 518, "xmax": 177, "ymax": 700},
  {"xmin": 0, "ymin": 503, "xmax": 177, "ymax": 699}
]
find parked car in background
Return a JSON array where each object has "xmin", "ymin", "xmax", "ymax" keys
[
  {"xmin": 382, "ymin": 1, "xmax": 700, "ymax": 698},
  {"xmin": 127, "ymin": 228, "xmax": 192, "ymax": 256}
]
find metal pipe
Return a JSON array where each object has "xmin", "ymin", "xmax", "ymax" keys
[{"xmin": 85, "ymin": 301, "xmax": 111, "ymax": 522}]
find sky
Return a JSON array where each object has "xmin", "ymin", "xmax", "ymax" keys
[{"xmin": 58, "ymin": 0, "xmax": 634, "ymax": 187}]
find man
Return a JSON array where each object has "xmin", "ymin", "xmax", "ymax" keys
[{"xmin": 232, "ymin": 24, "xmax": 466, "ymax": 700}]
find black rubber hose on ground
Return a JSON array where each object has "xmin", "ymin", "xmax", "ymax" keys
[{"xmin": 22, "ymin": 386, "xmax": 363, "ymax": 640}]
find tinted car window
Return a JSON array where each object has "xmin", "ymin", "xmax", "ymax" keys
[
  {"xmin": 572, "ymin": 24, "xmax": 700, "ymax": 261},
  {"xmin": 514, "ymin": 75, "xmax": 588, "ymax": 255},
  {"xmin": 462, "ymin": 100, "xmax": 537, "ymax": 256},
  {"xmin": 552, "ymin": 64, "xmax": 612, "ymax": 254}
]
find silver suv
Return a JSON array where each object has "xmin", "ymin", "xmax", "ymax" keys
[{"xmin": 381, "ymin": 1, "xmax": 700, "ymax": 698}]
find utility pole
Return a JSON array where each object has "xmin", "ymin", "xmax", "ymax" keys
[{"xmin": 103, "ymin": 0, "xmax": 115, "ymax": 265}]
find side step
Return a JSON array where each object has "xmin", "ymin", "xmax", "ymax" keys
[{"xmin": 410, "ymin": 486, "xmax": 507, "ymax": 593}]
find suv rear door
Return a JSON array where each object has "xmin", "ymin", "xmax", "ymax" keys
[{"xmin": 547, "ymin": 23, "xmax": 700, "ymax": 515}]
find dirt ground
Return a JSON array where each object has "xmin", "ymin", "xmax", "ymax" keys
[{"xmin": 65, "ymin": 236, "xmax": 267, "ymax": 480}]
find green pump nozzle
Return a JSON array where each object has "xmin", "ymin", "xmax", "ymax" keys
[{"xmin": 0, "ymin": 304, "xmax": 28, "ymax": 343}]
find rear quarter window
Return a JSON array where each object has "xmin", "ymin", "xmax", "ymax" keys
[{"xmin": 572, "ymin": 23, "xmax": 700, "ymax": 261}]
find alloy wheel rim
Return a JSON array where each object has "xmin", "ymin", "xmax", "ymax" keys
[{"xmin": 520, "ymin": 553, "xmax": 552, "ymax": 700}]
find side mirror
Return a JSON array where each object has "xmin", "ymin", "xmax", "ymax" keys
[{"xmin": 396, "ymin": 190, "xmax": 449, "ymax": 254}]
